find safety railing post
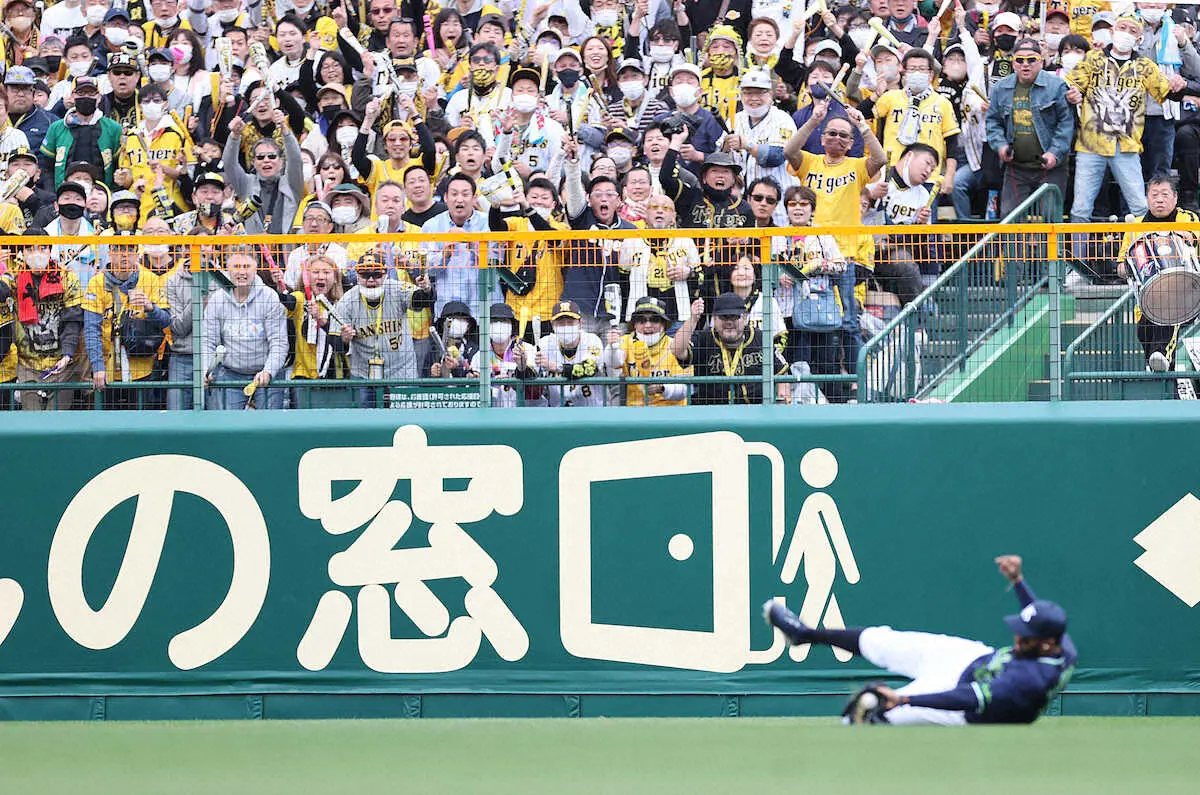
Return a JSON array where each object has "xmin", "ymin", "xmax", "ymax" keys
[
  {"xmin": 478, "ymin": 242, "xmax": 493, "ymax": 408},
  {"xmin": 761, "ymin": 235, "xmax": 775, "ymax": 405},
  {"xmin": 190, "ymin": 243, "xmax": 204, "ymax": 412},
  {"xmin": 1048, "ymin": 229, "xmax": 1062, "ymax": 402}
]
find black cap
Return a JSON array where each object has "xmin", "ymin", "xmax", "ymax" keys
[
  {"xmin": 56, "ymin": 181, "xmax": 88, "ymax": 200},
  {"xmin": 631, "ymin": 296, "xmax": 670, "ymax": 320},
  {"xmin": 66, "ymin": 161, "xmax": 102, "ymax": 182},
  {"xmin": 489, "ymin": 302, "xmax": 516, "ymax": 322},
  {"xmin": 712, "ymin": 292, "xmax": 748, "ymax": 316}
]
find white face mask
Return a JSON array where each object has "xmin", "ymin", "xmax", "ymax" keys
[
  {"xmin": 303, "ymin": 163, "xmax": 314, "ymax": 182},
  {"xmin": 216, "ymin": 8, "xmax": 240, "ymax": 24},
  {"xmin": 1140, "ymin": 8, "xmax": 1164, "ymax": 24},
  {"xmin": 68, "ymin": 60, "xmax": 92, "ymax": 78},
  {"xmin": 332, "ymin": 205, "xmax": 359, "ymax": 225},
  {"xmin": 849, "ymin": 28, "xmax": 875, "ymax": 50},
  {"xmin": 144, "ymin": 244, "xmax": 169, "ymax": 256},
  {"xmin": 650, "ymin": 44, "xmax": 675, "ymax": 63},
  {"xmin": 905, "ymin": 71, "xmax": 930, "ymax": 94},
  {"xmin": 976, "ymin": 1, "xmax": 1000, "ymax": 12},
  {"xmin": 359, "ymin": 284, "xmax": 384, "ymax": 300},
  {"xmin": 142, "ymin": 102, "xmax": 165, "ymax": 121},
  {"xmin": 532, "ymin": 205, "xmax": 553, "ymax": 220},
  {"xmin": 900, "ymin": 160, "xmax": 917, "ymax": 187},
  {"xmin": 490, "ymin": 324, "xmax": 512, "ymax": 345},
  {"xmin": 1092, "ymin": 28, "xmax": 1112, "ymax": 46},
  {"xmin": 555, "ymin": 324, "xmax": 581, "ymax": 345},
  {"xmin": 1044, "ymin": 33, "xmax": 1063, "ymax": 50},
  {"xmin": 397, "ymin": 79, "xmax": 419, "ymax": 97},
  {"xmin": 536, "ymin": 43, "xmax": 558, "ymax": 61},
  {"xmin": 148, "ymin": 64, "xmax": 173, "ymax": 82},
  {"xmin": 1111, "ymin": 30, "xmax": 1137, "ymax": 53},
  {"xmin": 157, "ymin": 13, "xmax": 179, "ymax": 27},
  {"xmin": 335, "ymin": 126, "xmax": 358, "ymax": 146},
  {"xmin": 671, "ymin": 84, "xmax": 699, "ymax": 107},
  {"xmin": 745, "ymin": 102, "xmax": 769, "ymax": 119},
  {"xmin": 24, "ymin": 251, "xmax": 50, "ymax": 270},
  {"xmin": 608, "ymin": 146, "xmax": 632, "ymax": 167},
  {"xmin": 447, "ymin": 318, "xmax": 470, "ymax": 337},
  {"xmin": 619, "ymin": 80, "xmax": 645, "ymax": 101},
  {"xmin": 85, "ymin": 5, "xmax": 106, "ymax": 25},
  {"xmin": 1060, "ymin": 51, "xmax": 1084, "ymax": 71},
  {"xmin": 175, "ymin": 44, "xmax": 193, "ymax": 62},
  {"xmin": 105, "ymin": 27, "xmax": 130, "ymax": 46},
  {"xmin": 639, "ymin": 329, "xmax": 663, "ymax": 345},
  {"xmin": 593, "ymin": 9, "xmax": 619, "ymax": 27},
  {"xmin": 512, "ymin": 93, "xmax": 538, "ymax": 114}
]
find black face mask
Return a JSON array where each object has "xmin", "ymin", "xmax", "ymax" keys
[
  {"xmin": 703, "ymin": 184, "xmax": 732, "ymax": 203},
  {"xmin": 995, "ymin": 34, "xmax": 1016, "ymax": 51},
  {"xmin": 809, "ymin": 83, "xmax": 829, "ymax": 99},
  {"xmin": 319, "ymin": 105, "xmax": 341, "ymax": 121},
  {"xmin": 44, "ymin": 55, "xmax": 61, "ymax": 73},
  {"xmin": 59, "ymin": 202, "xmax": 86, "ymax": 220},
  {"xmin": 74, "ymin": 96, "xmax": 98, "ymax": 116},
  {"xmin": 557, "ymin": 68, "xmax": 580, "ymax": 88}
]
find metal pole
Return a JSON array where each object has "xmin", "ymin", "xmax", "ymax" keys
[
  {"xmin": 190, "ymin": 244, "xmax": 204, "ymax": 411},
  {"xmin": 760, "ymin": 234, "xmax": 775, "ymax": 405}
]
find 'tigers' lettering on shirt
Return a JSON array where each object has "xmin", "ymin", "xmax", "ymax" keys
[{"xmin": 803, "ymin": 169, "xmax": 859, "ymax": 194}]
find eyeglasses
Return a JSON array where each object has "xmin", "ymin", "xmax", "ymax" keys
[
  {"xmin": 786, "ymin": 201, "xmax": 813, "ymax": 211},
  {"xmin": 254, "ymin": 152, "xmax": 279, "ymax": 160},
  {"xmin": 750, "ymin": 193, "xmax": 778, "ymax": 204},
  {"xmin": 1013, "ymin": 55, "xmax": 1041, "ymax": 64},
  {"xmin": 358, "ymin": 270, "xmax": 385, "ymax": 280},
  {"xmin": 368, "ymin": 6, "xmax": 394, "ymax": 14},
  {"xmin": 591, "ymin": 190, "xmax": 619, "ymax": 198},
  {"xmin": 633, "ymin": 315, "xmax": 662, "ymax": 324},
  {"xmin": 109, "ymin": 69, "xmax": 138, "ymax": 77},
  {"xmin": 823, "ymin": 129, "xmax": 853, "ymax": 139},
  {"xmin": 470, "ymin": 56, "xmax": 496, "ymax": 65}
]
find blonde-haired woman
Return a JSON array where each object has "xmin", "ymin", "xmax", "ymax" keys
[{"xmin": 282, "ymin": 254, "xmax": 350, "ymax": 407}]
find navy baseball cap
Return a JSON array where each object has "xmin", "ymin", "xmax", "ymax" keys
[{"xmin": 1004, "ymin": 600, "xmax": 1067, "ymax": 639}]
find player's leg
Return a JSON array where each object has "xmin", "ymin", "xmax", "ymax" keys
[{"xmin": 877, "ymin": 704, "xmax": 968, "ymax": 726}]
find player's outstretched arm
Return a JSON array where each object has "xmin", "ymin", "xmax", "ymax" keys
[{"xmin": 996, "ymin": 554, "xmax": 1037, "ymax": 606}]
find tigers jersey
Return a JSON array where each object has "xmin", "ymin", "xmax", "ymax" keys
[
  {"xmin": 1069, "ymin": 0, "xmax": 1109, "ymax": 39},
  {"xmin": 493, "ymin": 113, "xmax": 566, "ymax": 183},
  {"xmin": 788, "ymin": 150, "xmax": 875, "ymax": 266},
  {"xmin": 0, "ymin": 283, "xmax": 13, "ymax": 382},
  {"xmin": 142, "ymin": 19, "xmax": 194, "ymax": 49},
  {"xmin": 607, "ymin": 332, "xmax": 691, "ymax": 407},
  {"xmin": 10, "ymin": 269, "xmax": 84, "ymax": 372},
  {"xmin": 117, "ymin": 122, "xmax": 188, "ymax": 223},
  {"xmin": 537, "ymin": 331, "xmax": 605, "ymax": 407},
  {"xmin": 873, "ymin": 89, "xmax": 960, "ymax": 167},
  {"xmin": 701, "ymin": 71, "xmax": 742, "ymax": 129},
  {"xmin": 876, "ymin": 172, "xmax": 935, "ymax": 225},
  {"xmin": 502, "ymin": 215, "xmax": 567, "ymax": 321},
  {"xmin": 1066, "ymin": 50, "xmax": 1172, "ymax": 157},
  {"xmin": 82, "ymin": 268, "xmax": 168, "ymax": 382},
  {"xmin": 364, "ymin": 156, "xmax": 412, "ymax": 195},
  {"xmin": 619, "ymin": 236, "xmax": 698, "ymax": 321},
  {"xmin": 286, "ymin": 290, "xmax": 348, "ymax": 379},
  {"xmin": 727, "ymin": 107, "xmax": 798, "ymax": 220}
]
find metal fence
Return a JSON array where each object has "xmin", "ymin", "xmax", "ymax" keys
[{"xmin": 0, "ymin": 214, "xmax": 1196, "ymax": 411}]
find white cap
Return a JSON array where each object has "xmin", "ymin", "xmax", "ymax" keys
[
  {"xmin": 740, "ymin": 68, "xmax": 773, "ymax": 91},
  {"xmin": 812, "ymin": 38, "xmax": 842, "ymax": 58},
  {"xmin": 991, "ymin": 11, "xmax": 1021, "ymax": 30},
  {"xmin": 669, "ymin": 62, "xmax": 702, "ymax": 81},
  {"xmin": 553, "ymin": 47, "xmax": 582, "ymax": 65}
]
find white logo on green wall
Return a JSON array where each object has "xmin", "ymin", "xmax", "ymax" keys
[{"xmin": 1134, "ymin": 493, "xmax": 1200, "ymax": 607}]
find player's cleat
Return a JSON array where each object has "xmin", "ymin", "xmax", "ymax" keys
[
  {"xmin": 762, "ymin": 600, "xmax": 810, "ymax": 646},
  {"xmin": 1149, "ymin": 351, "xmax": 1170, "ymax": 373},
  {"xmin": 842, "ymin": 683, "xmax": 890, "ymax": 725}
]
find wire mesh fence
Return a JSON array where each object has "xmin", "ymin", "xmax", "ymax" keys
[{"xmin": 1, "ymin": 210, "xmax": 1197, "ymax": 411}]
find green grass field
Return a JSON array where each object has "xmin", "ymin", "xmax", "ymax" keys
[{"xmin": 1, "ymin": 717, "xmax": 1197, "ymax": 795}]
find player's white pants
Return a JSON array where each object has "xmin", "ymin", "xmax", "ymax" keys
[{"xmin": 858, "ymin": 625, "xmax": 994, "ymax": 727}]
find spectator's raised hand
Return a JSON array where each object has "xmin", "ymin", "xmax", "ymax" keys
[
  {"xmin": 229, "ymin": 115, "xmax": 246, "ymax": 136},
  {"xmin": 415, "ymin": 273, "xmax": 431, "ymax": 291},
  {"xmin": 606, "ymin": 328, "xmax": 621, "ymax": 346},
  {"xmin": 397, "ymin": 92, "xmax": 416, "ymax": 116},
  {"xmin": 272, "ymin": 108, "xmax": 287, "ymax": 129},
  {"xmin": 564, "ymin": 134, "xmax": 579, "ymax": 160},
  {"xmin": 331, "ymin": 1, "xmax": 348, "ymax": 27},
  {"xmin": 855, "ymin": 51, "xmax": 867, "ymax": 70},
  {"xmin": 690, "ymin": 297, "xmax": 705, "ymax": 317},
  {"xmin": 364, "ymin": 97, "xmax": 382, "ymax": 123},
  {"xmin": 974, "ymin": 27, "xmax": 990, "ymax": 45},
  {"xmin": 340, "ymin": 324, "xmax": 356, "ymax": 344},
  {"xmin": 811, "ymin": 98, "xmax": 830, "ymax": 123},
  {"xmin": 114, "ymin": 167, "xmax": 133, "ymax": 188},
  {"xmin": 549, "ymin": 107, "xmax": 569, "ymax": 125},
  {"xmin": 866, "ymin": 181, "xmax": 888, "ymax": 200}
]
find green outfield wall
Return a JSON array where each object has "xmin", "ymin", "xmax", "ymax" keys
[{"xmin": 0, "ymin": 404, "xmax": 1197, "ymax": 720}]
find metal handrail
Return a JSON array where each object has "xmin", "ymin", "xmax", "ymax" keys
[{"xmin": 855, "ymin": 184, "xmax": 1064, "ymax": 403}]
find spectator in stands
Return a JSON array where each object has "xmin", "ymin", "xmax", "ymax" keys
[
  {"xmin": 604, "ymin": 296, "xmax": 690, "ymax": 407},
  {"xmin": 224, "ymin": 109, "xmax": 306, "ymax": 234},
  {"xmin": 659, "ymin": 63, "xmax": 723, "ymax": 171},
  {"xmin": 469, "ymin": 302, "xmax": 544, "ymax": 408},
  {"xmin": 5, "ymin": 66, "xmax": 52, "ymax": 160},
  {"xmin": 871, "ymin": 48, "xmax": 959, "ymax": 197},
  {"xmin": 535, "ymin": 300, "xmax": 606, "ymax": 407},
  {"xmin": 331, "ymin": 250, "xmax": 435, "ymax": 407},
  {"xmin": 82, "ymin": 239, "xmax": 170, "ymax": 410},
  {"xmin": 863, "ymin": 142, "xmax": 940, "ymax": 305},
  {"xmin": 0, "ymin": 230, "xmax": 85, "ymax": 410},
  {"xmin": 421, "ymin": 172, "xmax": 489, "ymax": 316},
  {"xmin": 1065, "ymin": 13, "xmax": 1188, "ymax": 224},
  {"xmin": 425, "ymin": 301, "xmax": 478, "ymax": 379},
  {"xmin": 620, "ymin": 192, "xmax": 698, "ymax": 322},
  {"xmin": 1116, "ymin": 175, "xmax": 1200, "ymax": 373},
  {"xmin": 985, "ymin": 38, "xmax": 1075, "ymax": 217},
  {"xmin": 671, "ymin": 292, "xmax": 790, "ymax": 405},
  {"xmin": 1136, "ymin": 4, "xmax": 1200, "ymax": 181},
  {"xmin": 202, "ymin": 248, "xmax": 288, "ymax": 410}
]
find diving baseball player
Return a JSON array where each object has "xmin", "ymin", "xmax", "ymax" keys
[{"xmin": 764, "ymin": 555, "xmax": 1076, "ymax": 725}]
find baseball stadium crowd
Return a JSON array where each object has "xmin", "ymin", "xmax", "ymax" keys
[{"xmin": 0, "ymin": 0, "xmax": 1192, "ymax": 408}]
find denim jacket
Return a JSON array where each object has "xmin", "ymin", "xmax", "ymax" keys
[{"xmin": 984, "ymin": 71, "xmax": 1075, "ymax": 163}]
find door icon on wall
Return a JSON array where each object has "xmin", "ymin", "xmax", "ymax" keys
[{"xmin": 558, "ymin": 431, "xmax": 786, "ymax": 673}]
